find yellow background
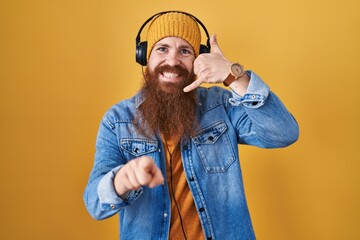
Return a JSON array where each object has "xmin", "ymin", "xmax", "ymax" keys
[{"xmin": 1, "ymin": 0, "xmax": 359, "ymax": 239}]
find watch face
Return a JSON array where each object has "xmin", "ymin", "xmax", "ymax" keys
[{"xmin": 231, "ymin": 63, "xmax": 244, "ymax": 77}]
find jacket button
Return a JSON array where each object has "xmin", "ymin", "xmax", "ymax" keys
[
  {"xmin": 183, "ymin": 145, "xmax": 188, "ymax": 150},
  {"xmin": 199, "ymin": 207, "xmax": 205, "ymax": 212},
  {"xmin": 189, "ymin": 176, "xmax": 194, "ymax": 181},
  {"xmin": 207, "ymin": 237, "xmax": 213, "ymax": 240}
]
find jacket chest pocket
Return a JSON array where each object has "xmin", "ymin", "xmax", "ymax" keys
[
  {"xmin": 120, "ymin": 139, "xmax": 158, "ymax": 160},
  {"xmin": 192, "ymin": 121, "xmax": 235, "ymax": 173}
]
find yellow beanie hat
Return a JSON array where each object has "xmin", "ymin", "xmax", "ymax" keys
[{"xmin": 146, "ymin": 12, "xmax": 201, "ymax": 60}]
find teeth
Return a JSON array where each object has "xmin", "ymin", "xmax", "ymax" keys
[{"xmin": 163, "ymin": 72, "xmax": 179, "ymax": 78}]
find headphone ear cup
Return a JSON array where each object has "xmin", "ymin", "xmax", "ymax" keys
[
  {"xmin": 199, "ymin": 44, "xmax": 210, "ymax": 54},
  {"xmin": 136, "ymin": 41, "xmax": 148, "ymax": 66}
]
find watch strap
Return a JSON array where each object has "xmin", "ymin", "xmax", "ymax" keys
[{"xmin": 223, "ymin": 73, "xmax": 236, "ymax": 87}]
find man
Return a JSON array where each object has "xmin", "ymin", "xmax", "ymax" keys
[{"xmin": 84, "ymin": 11, "xmax": 299, "ymax": 240}]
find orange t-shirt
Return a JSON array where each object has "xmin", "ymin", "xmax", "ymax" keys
[{"xmin": 163, "ymin": 138, "xmax": 204, "ymax": 240}]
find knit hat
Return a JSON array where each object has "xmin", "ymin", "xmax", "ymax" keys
[{"xmin": 146, "ymin": 12, "xmax": 201, "ymax": 60}]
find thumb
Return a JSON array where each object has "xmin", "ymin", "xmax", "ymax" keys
[{"xmin": 210, "ymin": 34, "xmax": 224, "ymax": 55}]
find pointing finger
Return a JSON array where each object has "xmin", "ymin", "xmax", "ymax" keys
[
  {"xmin": 183, "ymin": 79, "xmax": 203, "ymax": 92},
  {"xmin": 148, "ymin": 167, "xmax": 164, "ymax": 188}
]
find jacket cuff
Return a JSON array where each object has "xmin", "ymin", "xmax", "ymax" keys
[
  {"xmin": 229, "ymin": 70, "xmax": 270, "ymax": 108},
  {"xmin": 97, "ymin": 165, "xmax": 143, "ymax": 211}
]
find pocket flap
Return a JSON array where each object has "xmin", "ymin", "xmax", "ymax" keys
[
  {"xmin": 193, "ymin": 121, "xmax": 227, "ymax": 144},
  {"xmin": 120, "ymin": 139, "xmax": 158, "ymax": 157}
]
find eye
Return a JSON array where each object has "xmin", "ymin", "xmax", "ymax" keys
[
  {"xmin": 156, "ymin": 47, "xmax": 167, "ymax": 53},
  {"xmin": 180, "ymin": 48, "xmax": 193, "ymax": 56}
]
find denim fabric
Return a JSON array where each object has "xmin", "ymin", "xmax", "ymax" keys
[{"xmin": 84, "ymin": 71, "xmax": 299, "ymax": 240}]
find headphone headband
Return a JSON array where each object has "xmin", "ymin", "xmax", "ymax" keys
[{"xmin": 135, "ymin": 11, "xmax": 211, "ymax": 66}]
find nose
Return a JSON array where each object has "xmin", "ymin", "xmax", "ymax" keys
[{"xmin": 165, "ymin": 50, "xmax": 180, "ymax": 66}]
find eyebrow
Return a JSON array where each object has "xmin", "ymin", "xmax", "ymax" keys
[
  {"xmin": 154, "ymin": 43, "xmax": 193, "ymax": 51},
  {"xmin": 154, "ymin": 43, "xmax": 170, "ymax": 48}
]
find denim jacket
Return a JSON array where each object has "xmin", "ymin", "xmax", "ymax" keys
[{"xmin": 84, "ymin": 71, "xmax": 299, "ymax": 240}]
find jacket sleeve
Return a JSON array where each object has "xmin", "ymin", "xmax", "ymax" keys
[
  {"xmin": 228, "ymin": 71, "xmax": 299, "ymax": 148},
  {"xmin": 83, "ymin": 114, "xmax": 142, "ymax": 220}
]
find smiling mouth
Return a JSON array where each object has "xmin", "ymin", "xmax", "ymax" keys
[
  {"xmin": 161, "ymin": 71, "xmax": 181, "ymax": 80},
  {"xmin": 163, "ymin": 72, "xmax": 179, "ymax": 78}
]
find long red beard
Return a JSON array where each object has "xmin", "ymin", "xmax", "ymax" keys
[{"xmin": 136, "ymin": 65, "xmax": 198, "ymax": 139}]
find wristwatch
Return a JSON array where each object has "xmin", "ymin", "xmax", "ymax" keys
[{"xmin": 223, "ymin": 62, "xmax": 245, "ymax": 86}]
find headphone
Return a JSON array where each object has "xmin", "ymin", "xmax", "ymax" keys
[{"xmin": 135, "ymin": 11, "xmax": 211, "ymax": 66}]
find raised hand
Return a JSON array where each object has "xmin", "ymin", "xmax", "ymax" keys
[{"xmin": 183, "ymin": 34, "xmax": 231, "ymax": 92}]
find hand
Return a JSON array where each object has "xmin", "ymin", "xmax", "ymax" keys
[
  {"xmin": 114, "ymin": 156, "xmax": 164, "ymax": 197},
  {"xmin": 183, "ymin": 34, "xmax": 231, "ymax": 92}
]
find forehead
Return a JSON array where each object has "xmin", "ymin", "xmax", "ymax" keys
[{"xmin": 154, "ymin": 37, "xmax": 192, "ymax": 48}]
